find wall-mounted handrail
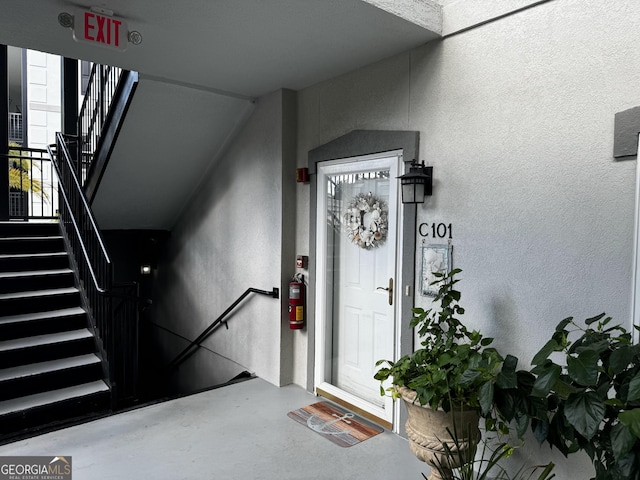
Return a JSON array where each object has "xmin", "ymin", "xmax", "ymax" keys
[{"xmin": 167, "ymin": 287, "xmax": 279, "ymax": 370}]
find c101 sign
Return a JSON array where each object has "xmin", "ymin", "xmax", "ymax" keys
[
  {"xmin": 73, "ymin": 8, "xmax": 128, "ymax": 51},
  {"xmin": 418, "ymin": 222, "xmax": 452, "ymax": 239}
]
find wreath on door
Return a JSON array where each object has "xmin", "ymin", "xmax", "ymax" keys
[{"xmin": 344, "ymin": 193, "xmax": 388, "ymax": 250}]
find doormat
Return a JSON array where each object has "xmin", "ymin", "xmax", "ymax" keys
[{"xmin": 287, "ymin": 401, "xmax": 383, "ymax": 447}]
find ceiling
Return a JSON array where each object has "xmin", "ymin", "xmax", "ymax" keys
[
  {"xmin": 1, "ymin": 0, "xmax": 442, "ymax": 229},
  {"xmin": 1, "ymin": 0, "xmax": 441, "ymax": 98},
  {"xmin": 90, "ymin": 76, "xmax": 256, "ymax": 229}
]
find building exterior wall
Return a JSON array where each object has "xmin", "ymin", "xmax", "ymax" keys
[
  {"xmin": 25, "ymin": 49, "xmax": 60, "ymax": 218},
  {"xmin": 26, "ymin": 50, "xmax": 60, "ymax": 149},
  {"xmin": 295, "ymin": 1, "xmax": 639, "ymax": 477}
]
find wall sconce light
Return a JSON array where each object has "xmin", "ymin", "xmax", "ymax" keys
[
  {"xmin": 140, "ymin": 265, "xmax": 152, "ymax": 275},
  {"xmin": 398, "ymin": 161, "xmax": 433, "ymax": 204}
]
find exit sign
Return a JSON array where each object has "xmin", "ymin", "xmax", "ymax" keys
[{"xmin": 73, "ymin": 8, "xmax": 128, "ymax": 51}]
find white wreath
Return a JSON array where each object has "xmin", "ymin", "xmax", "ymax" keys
[{"xmin": 344, "ymin": 193, "xmax": 388, "ymax": 250}]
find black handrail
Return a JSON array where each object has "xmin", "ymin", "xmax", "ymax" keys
[
  {"xmin": 48, "ymin": 132, "xmax": 139, "ymax": 408},
  {"xmin": 167, "ymin": 287, "xmax": 279, "ymax": 369},
  {"xmin": 48, "ymin": 134, "xmax": 111, "ymax": 293}
]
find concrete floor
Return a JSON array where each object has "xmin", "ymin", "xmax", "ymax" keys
[{"xmin": 0, "ymin": 378, "xmax": 430, "ymax": 479}]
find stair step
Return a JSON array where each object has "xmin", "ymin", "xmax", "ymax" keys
[
  {"xmin": 0, "ymin": 306, "xmax": 85, "ymax": 326},
  {"xmin": 0, "ymin": 252, "xmax": 68, "ymax": 272},
  {"xmin": 0, "ymin": 328, "xmax": 92, "ymax": 352},
  {"xmin": 0, "ymin": 354, "xmax": 100, "ymax": 382},
  {"xmin": 0, "ymin": 307, "xmax": 86, "ymax": 340},
  {"xmin": 0, "ymin": 269, "xmax": 74, "ymax": 294},
  {"xmin": 0, "ymin": 287, "xmax": 80, "ymax": 317},
  {"xmin": 0, "ymin": 328, "xmax": 95, "ymax": 368},
  {"xmin": 0, "ymin": 354, "xmax": 103, "ymax": 401},
  {"xmin": 0, "ymin": 236, "xmax": 64, "ymax": 254},
  {"xmin": 0, "ymin": 286, "xmax": 77, "ymax": 301},
  {"xmin": 0, "ymin": 222, "xmax": 59, "ymax": 238},
  {"xmin": 0, "ymin": 236, "xmax": 63, "ymax": 242},
  {"xmin": 0, "ymin": 223, "xmax": 112, "ymax": 438},
  {"xmin": 0, "ymin": 252, "xmax": 66, "ymax": 259},
  {"xmin": 0, "ymin": 380, "xmax": 109, "ymax": 416},
  {"xmin": 0, "ymin": 268, "xmax": 72, "ymax": 279}
]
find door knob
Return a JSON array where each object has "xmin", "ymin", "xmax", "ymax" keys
[{"xmin": 376, "ymin": 278, "xmax": 393, "ymax": 305}]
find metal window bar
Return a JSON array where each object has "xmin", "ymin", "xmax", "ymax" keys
[{"xmin": 8, "ymin": 113, "xmax": 23, "ymax": 143}]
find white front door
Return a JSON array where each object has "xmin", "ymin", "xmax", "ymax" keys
[{"xmin": 314, "ymin": 151, "xmax": 402, "ymax": 428}]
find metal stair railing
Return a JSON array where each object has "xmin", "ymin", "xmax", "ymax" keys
[
  {"xmin": 78, "ymin": 64, "xmax": 122, "ymax": 183},
  {"xmin": 2, "ymin": 145, "xmax": 58, "ymax": 220},
  {"xmin": 77, "ymin": 64, "xmax": 138, "ymax": 200},
  {"xmin": 167, "ymin": 287, "xmax": 280, "ymax": 370},
  {"xmin": 48, "ymin": 132, "xmax": 139, "ymax": 409}
]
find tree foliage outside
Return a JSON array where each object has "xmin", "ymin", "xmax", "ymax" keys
[{"xmin": 7, "ymin": 142, "xmax": 49, "ymax": 201}]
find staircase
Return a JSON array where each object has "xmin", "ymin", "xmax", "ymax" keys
[{"xmin": 0, "ymin": 222, "xmax": 110, "ymax": 441}]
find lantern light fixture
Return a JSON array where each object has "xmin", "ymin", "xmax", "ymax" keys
[{"xmin": 398, "ymin": 160, "xmax": 433, "ymax": 204}]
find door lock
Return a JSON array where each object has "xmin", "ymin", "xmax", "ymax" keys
[{"xmin": 376, "ymin": 278, "xmax": 394, "ymax": 305}]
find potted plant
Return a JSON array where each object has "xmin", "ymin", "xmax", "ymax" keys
[
  {"xmin": 375, "ymin": 269, "xmax": 523, "ymax": 480},
  {"xmin": 527, "ymin": 314, "xmax": 640, "ymax": 480}
]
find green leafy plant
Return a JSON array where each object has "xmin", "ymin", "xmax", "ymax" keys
[
  {"xmin": 528, "ymin": 314, "xmax": 640, "ymax": 480},
  {"xmin": 374, "ymin": 269, "xmax": 522, "ymax": 428},
  {"xmin": 8, "ymin": 142, "xmax": 49, "ymax": 201},
  {"xmin": 428, "ymin": 434, "xmax": 555, "ymax": 480},
  {"xmin": 424, "ymin": 384, "xmax": 554, "ymax": 480}
]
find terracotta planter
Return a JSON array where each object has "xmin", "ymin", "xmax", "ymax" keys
[{"xmin": 398, "ymin": 386, "xmax": 481, "ymax": 480}]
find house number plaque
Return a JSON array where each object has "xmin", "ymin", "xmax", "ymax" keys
[{"xmin": 418, "ymin": 222, "xmax": 452, "ymax": 239}]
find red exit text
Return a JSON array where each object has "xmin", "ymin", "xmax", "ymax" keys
[
  {"xmin": 73, "ymin": 9, "xmax": 128, "ymax": 51},
  {"xmin": 84, "ymin": 12, "xmax": 122, "ymax": 47}
]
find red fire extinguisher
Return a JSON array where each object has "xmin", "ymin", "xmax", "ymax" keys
[{"xmin": 289, "ymin": 274, "xmax": 305, "ymax": 330}]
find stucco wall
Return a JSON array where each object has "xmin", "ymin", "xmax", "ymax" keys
[
  {"xmin": 153, "ymin": 89, "xmax": 296, "ymax": 388},
  {"xmin": 295, "ymin": 1, "xmax": 639, "ymax": 477}
]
